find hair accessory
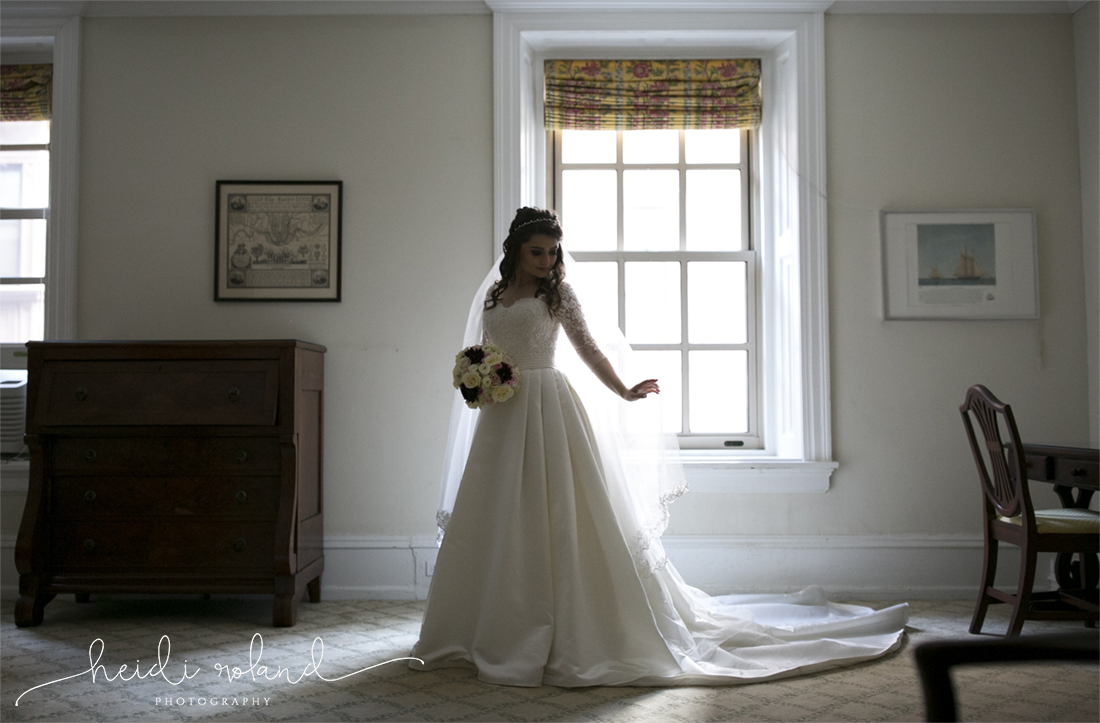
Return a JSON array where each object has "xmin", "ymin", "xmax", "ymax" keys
[{"xmin": 513, "ymin": 217, "xmax": 559, "ymax": 232}]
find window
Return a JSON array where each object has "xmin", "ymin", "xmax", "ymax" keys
[
  {"xmin": 553, "ymin": 128, "xmax": 759, "ymax": 449},
  {"xmin": 494, "ymin": 9, "xmax": 836, "ymax": 491},
  {"xmin": 1, "ymin": 118, "xmax": 50, "ymax": 345}
]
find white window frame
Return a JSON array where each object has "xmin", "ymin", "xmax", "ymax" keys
[
  {"xmin": 0, "ymin": 11, "xmax": 81, "ymax": 366},
  {"xmin": 0, "ymin": 12, "xmax": 80, "ymax": 494},
  {"xmin": 489, "ymin": 2, "xmax": 837, "ymax": 492}
]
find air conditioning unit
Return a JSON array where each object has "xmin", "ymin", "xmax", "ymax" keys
[{"xmin": 1, "ymin": 370, "xmax": 29, "ymax": 457}]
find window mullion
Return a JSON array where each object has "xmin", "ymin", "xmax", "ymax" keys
[{"xmin": 678, "ymin": 130, "xmax": 690, "ymax": 436}]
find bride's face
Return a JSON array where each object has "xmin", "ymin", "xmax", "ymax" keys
[{"xmin": 517, "ymin": 234, "xmax": 560, "ymax": 280}]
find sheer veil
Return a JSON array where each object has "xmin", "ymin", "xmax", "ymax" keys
[{"xmin": 436, "ymin": 251, "xmax": 688, "ymax": 576}]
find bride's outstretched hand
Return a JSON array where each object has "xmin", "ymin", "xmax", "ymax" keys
[{"xmin": 623, "ymin": 379, "xmax": 659, "ymax": 401}]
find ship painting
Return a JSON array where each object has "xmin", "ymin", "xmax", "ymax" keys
[{"xmin": 917, "ymin": 223, "xmax": 996, "ymax": 286}]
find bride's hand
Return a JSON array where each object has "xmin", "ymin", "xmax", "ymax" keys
[{"xmin": 623, "ymin": 379, "xmax": 659, "ymax": 401}]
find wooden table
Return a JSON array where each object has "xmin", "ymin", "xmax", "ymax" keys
[{"xmin": 1022, "ymin": 444, "xmax": 1099, "ymax": 591}]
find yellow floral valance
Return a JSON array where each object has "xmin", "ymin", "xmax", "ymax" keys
[
  {"xmin": 544, "ymin": 59, "xmax": 760, "ymax": 131},
  {"xmin": 1, "ymin": 64, "xmax": 53, "ymax": 122}
]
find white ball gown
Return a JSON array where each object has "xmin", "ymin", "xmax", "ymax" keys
[{"xmin": 409, "ymin": 282, "xmax": 908, "ymax": 687}]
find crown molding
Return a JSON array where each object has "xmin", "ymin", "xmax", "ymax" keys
[
  {"xmin": 485, "ymin": 1, "xmax": 832, "ymax": 10},
  {"xmin": 1, "ymin": 0, "xmax": 1083, "ymax": 17},
  {"xmin": 0, "ymin": 1, "xmax": 492, "ymax": 18},
  {"xmin": 827, "ymin": 0, "xmax": 1082, "ymax": 13}
]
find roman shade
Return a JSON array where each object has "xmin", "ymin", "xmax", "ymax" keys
[
  {"xmin": 1, "ymin": 64, "xmax": 52, "ymax": 122},
  {"xmin": 544, "ymin": 59, "xmax": 761, "ymax": 131}
]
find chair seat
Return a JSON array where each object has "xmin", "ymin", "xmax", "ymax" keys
[{"xmin": 997, "ymin": 508, "xmax": 1100, "ymax": 534}]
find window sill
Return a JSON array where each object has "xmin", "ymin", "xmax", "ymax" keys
[{"xmin": 679, "ymin": 451, "xmax": 837, "ymax": 493}]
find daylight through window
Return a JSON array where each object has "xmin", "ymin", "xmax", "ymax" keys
[{"xmin": 554, "ymin": 128, "xmax": 759, "ymax": 449}]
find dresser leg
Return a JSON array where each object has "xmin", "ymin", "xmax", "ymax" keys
[
  {"xmin": 75, "ymin": 593, "xmax": 90, "ymax": 603},
  {"xmin": 273, "ymin": 593, "xmax": 298, "ymax": 627},
  {"xmin": 15, "ymin": 590, "xmax": 54, "ymax": 627},
  {"xmin": 307, "ymin": 575, "xmax": 322, "ymax": 603}
]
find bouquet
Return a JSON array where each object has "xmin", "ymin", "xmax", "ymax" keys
[{"xmin": 453, "ymin": 344, "xmax": 521, "ymax": 409}]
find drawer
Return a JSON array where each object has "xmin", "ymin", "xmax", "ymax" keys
[
  {"xmin": 49, "ymin": 437, "xmax": 282, "ymax": 474},
  {"xmin": 35, "ymin": 359, "xmax": 279, "ymax": 426},
  {"xmin": 51, "ymin": 477, "xmax": 281, "ymax": 519},
  {"xmin": 51, "ymin": 519, "xmax": 275, "ymax": 570},
  {"xmin": 1050, "ymin": 457, "xmax": 1099, "ymax": 488}
]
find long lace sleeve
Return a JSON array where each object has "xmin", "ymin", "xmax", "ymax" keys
[{"xmin": 558, "ymin": 282, "xmax": 607, "ymax": 368}]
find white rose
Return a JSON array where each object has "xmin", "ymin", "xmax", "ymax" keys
[
  {"xmin": 461, "ymin": 372, "xmax": 481, "ymax": 388},
  {"xmin": 481, "ymin": 374, "xmax": 493, "ymax": 389},
  {"xmin": 492, "ymin": 385, "xmax": 515, "ymax": 403},
  {"xmin": 478, "ymin": 363, "xmax": 492, "ymax": 376},
  {"xmin": 483, "ymin": 352, "xmax": 503, "ymax": 366},
  {"xmin": 458, "ymin": 356, "xmax": 471, "ymax": 370}
]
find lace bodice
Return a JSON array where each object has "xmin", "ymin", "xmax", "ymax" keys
[{"xmin": 483, "ymin": 282, "xmax": 605, "ymax": 371}]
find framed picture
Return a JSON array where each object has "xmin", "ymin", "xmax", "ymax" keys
[
  {"xmin": 881, "ymin": 209, "xmax": 1038, "ymax": 320},
  {"xmin": 215, "ymin": 180, "xmax": 342, "ymax": 301}
]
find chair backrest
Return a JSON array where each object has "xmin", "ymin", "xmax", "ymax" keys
[{"xmin": 959, "ymin": 385, "xmax": 1033, "ymax": 521}]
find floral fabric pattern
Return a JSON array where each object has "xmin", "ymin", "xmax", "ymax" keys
[
  {"xmin": 544, "ymin": 59, "xmax": 760, "ymax": 130},
  {"xmin": 1, "ymin": 64, "xmax": 52, "ymax": 122}
]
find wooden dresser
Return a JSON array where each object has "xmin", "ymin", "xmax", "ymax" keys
[{"xmin": 14, "ymin": 340, "xmax": 324, "ymax": 627}]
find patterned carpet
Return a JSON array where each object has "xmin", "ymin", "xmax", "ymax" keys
[{"xmin": 0, "ymin": 595, "xmax": 1096, "ymax": 722}]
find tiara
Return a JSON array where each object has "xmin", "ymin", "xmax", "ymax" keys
[{"xmin": 513, "ymin": 217, "xmax": 558, "ymax": 232}]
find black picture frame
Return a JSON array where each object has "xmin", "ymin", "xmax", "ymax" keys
[{"xmin": 215, "ymin": 180, "xmax": 343, "ymax": 301}]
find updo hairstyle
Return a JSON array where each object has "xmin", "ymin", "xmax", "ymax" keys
[{"xmin": 485, "ymin": 207, "xmax": 566, "ymax": 314}]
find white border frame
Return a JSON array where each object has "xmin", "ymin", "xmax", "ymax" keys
[
  {"xmin": 491, "ymin": 5, "xmax": 836, "ymax": 491},
  {"xmin": 881, "ymin": 209, "xmax": 1039, "ymax": 320}
]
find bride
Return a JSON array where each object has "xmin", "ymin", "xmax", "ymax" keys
[{"xmin": 409, "ymin": 207, "xmax": 908, "ymax": 687}]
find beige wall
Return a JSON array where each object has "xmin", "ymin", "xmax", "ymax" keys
[
  {"xmin": 824, "ymin": 13, "xmax": 1087, "ymax": 528},
  {"xmin": 668, "ymin": 12, "xmax": 1089, "ymax": 535},
  {"xmin": 76, "ymin": 14, "xmax": 493, "ymax": 536},
  {"xmin": 2, "ymin": 11, "xmax": 1091, "ymax": 548},
  {"xmin": 1074, "ymin": 1, "xmax": 1099, "ymax": 446}
]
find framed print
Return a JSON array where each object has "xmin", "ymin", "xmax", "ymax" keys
[
  {"xmin": 881, "ymin": 209, "xmax": 1038, "ymax": 320},
  {"xmin": 215, "ymin": 180, "xmax": 342, "ymax": 301}
]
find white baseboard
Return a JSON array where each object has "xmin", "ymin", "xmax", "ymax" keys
[{"xmin": 0, "ymin": 532, "xmax": 1053, "ymax": 602}]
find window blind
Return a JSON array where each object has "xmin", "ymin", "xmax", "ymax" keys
[
  {"xmin": 1, "ymin": 64, "xmax": 52, "ymax": 122},
  {"xmin": 544, "ymin": 59, "xmax": 760, "ymax": 131}
]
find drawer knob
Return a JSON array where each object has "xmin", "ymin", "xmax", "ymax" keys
[
  {"xmin": 235, "ymin": 450, "xmax": 248, "ymax": 463},
  {"xmin": 84, "ymin": 490, "xmax": 96, "ymax": 502},
  {"xmin": 233, "ymin": 538, "xmax": 247, "ymax": 552},
  {"xmin": 75, "ymin": 386, "xmax": 88, "ymax": 402},
  {"xmin": 83, "ymin": 539, "xmax": 95, "ymax": 553},
  {"xmin": 1071, "ymin": 468, "xmax": 1088, "ymax": 477},
  {"xmin": 235, "ymin": 490, "xmax": 248, "ymax": 504},
  {"xmin": 228, "ymin": 387, "xmax": 241, "ymax": 403},
  {"xmin": 84, "ymin": 449, "xmax": 97, "ymax": 462}
]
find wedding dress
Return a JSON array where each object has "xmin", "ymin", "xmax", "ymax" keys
[{"xmin": 409, "ymin": 280, "xmax": 908, "ymax": 687}]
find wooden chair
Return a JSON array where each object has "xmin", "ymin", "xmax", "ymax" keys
[{"xmin": 959, "ymin": 384, "xmax": 1099, "ymax": 636}]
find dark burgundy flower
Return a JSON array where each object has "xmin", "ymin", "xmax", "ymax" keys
[
  {"xmin": 717, "ymin": 62, "xmax": 739, "ymax": 79},
  {"xmin": 632, "ymin": 63, "xmax": 650, "ymax": 79}
]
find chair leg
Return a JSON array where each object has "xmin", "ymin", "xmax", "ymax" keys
[
  {"xmin": 970, "ymin": 537, "xmax": 998, "ymax": 635},
  {"xmin": 1007, "ymin": 547, "xmax": 1038, "ymax": 637}
]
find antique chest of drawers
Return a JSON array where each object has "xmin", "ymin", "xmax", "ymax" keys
[{"xmin": 14, "ymin": 340, "xmax": 325, "ymax": 627}]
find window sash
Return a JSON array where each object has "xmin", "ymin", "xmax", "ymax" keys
[
  {"xmin": 552, "ymin": 129, "xmax": 760, "ymax": 448},
  {"xmin": 0, "ymin": 124, "xmax": 50, "ymax": 339}
]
